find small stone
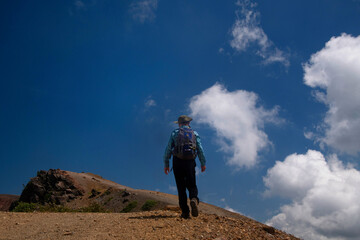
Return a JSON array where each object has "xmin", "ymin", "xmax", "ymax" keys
[
  {"xmin": 65, "ymin": 188, "xmax": 73, "ymax": 194},
  {"xmin": 163, "ymin": 205, "xmax": 181, "ymax": 211},
  {"xmin": 263, "ymin": 226, "xmax": 276, "ymax": 235},
  {"xmin": 122, "ymin": 191, "xmax": 130, "ymax": 197}
]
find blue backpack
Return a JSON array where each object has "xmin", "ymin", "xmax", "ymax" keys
[{"xmin": 173, "ymin": 127, "xmax": 197, "ymax": 160}]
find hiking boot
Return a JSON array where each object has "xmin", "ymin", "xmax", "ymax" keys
[
  {"xmin": 190, "ymin": 198, "xmax": 199, "ymax": 217},
  {"xmin": 180, "ymin": 212, "xmax": 190, "ymax": 219}
]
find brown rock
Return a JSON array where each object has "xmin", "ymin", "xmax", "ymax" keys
[
  {"xmin": 55, "ymin": 181, "xmax": 66, "ymax": 190},
  {"xmin": 89, "ymin": 189, "xmax": 101, "ymax": 198},
  {"xmin": 122, "ymin": 191, "xmax": 130, "ymax": 197}
]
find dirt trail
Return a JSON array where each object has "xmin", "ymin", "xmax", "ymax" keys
[{"xmin": 0, "ymin": 210, "xmax": 299, "ymax": 240}]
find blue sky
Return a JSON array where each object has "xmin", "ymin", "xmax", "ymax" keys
[{"xmin": 2, "ymin": 1, "xmax": 360, "ymax": 239}]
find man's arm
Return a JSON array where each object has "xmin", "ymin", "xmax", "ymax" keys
[
  {"xmin": 194, "ymin": 131, "xmax": 206, "ymax": 171},
  {"xmin": 163, "ymin": 131, "xmax": 175, "ymax": 174}
]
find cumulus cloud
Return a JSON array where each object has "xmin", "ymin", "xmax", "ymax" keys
[
  {"xmin": 304, "ymin": 34, "xmax": 360, "ymax": 155},
  {"xmin": 230, "ymin": 0, "xmax": 289, "ymax": 66},
  {"xmin": 264, "ymin": 150, "xmax": 360, "ymax": 240},
  {"xmin": 130, "ymin": 0, "xmax": 158, "ymax": 23},
  {"xmin": 189, "ymin": 83, "xmax": 282, "ymax": 169}
]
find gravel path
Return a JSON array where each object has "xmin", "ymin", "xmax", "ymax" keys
[{"xmin": 0, "ymin": 211, "xmax": 299, "ymax": 240}]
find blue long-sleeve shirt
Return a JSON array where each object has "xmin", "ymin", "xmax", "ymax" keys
[{"xmin": 163, "ymin": 125, "xmax": 206, "ymax": 168}]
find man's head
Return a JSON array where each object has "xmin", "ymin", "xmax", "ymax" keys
[{"xmin": 175, "ymin": 115, "xmax": 192, "ymax": 127}]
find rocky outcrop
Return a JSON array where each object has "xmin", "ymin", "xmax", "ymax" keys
[
  {"xmin": 0, "ymin": 195, "xmax": 19, "ymax": 211},
  {"xmin": 19, "ymin": 169, "xmax": 84, "ymax": 205}
]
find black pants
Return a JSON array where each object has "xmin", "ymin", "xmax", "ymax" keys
[{"xmin": 173, "ymin": 156, "xmax": 199, "ymax": 214}]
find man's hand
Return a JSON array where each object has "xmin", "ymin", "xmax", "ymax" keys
[
  {"xmin": 164, "ymin": 167, "xmax": 170, "ymax": 175},
  {"xmin": 201, "ymin": 165, "xmax": 206, "ymax": 172}
]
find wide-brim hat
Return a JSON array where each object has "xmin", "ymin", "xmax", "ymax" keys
[{"xmin": 174, "ymin": 115, "xmax": 193, "ymax": 124}]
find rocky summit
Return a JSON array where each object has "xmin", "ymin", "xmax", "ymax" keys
[{"xmin": 19, "ymin": 169, "xmax": 84, "ymax": 205}]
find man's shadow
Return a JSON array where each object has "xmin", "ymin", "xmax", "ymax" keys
[{"xmin": 128, "ymin": 215, "xmax": 177, "ymax": 220}]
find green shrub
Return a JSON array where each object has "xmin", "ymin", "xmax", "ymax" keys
[
  {"xmin": 12, "ymin": 202, "xmax": 109, "ymax": 213},
  {"xmin": 104, "ymin": 196, "xmax": 113, "ymax": 205},
  {"xmin": 79, "ymin": 203, "xmax": 108, "ymax": 213},
  {"xmin": 12, "ymin": 202, "xmax": 74, "ymax": 212},
  {"xmin": 141, "ymin": 200, "xmax": 158, "ymax": 211},
  {"xmin": 121, "ymin": 201, "xmax": 137, "ymax": 213},
  {"xmin": 44, "ymin": 193, "xmax": 52, "ymax": 203},
  {"xmin": 12, "ymin": 202, "xmax": 38, "ymax": 212}
]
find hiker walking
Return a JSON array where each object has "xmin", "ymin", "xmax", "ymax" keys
[{"xmin": 164, "ymin": 115, "xmax": 206, "ymax": 219}]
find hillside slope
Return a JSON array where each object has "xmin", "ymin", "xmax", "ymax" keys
[
  {"xmin": 16, "ymin": 169, "xmax": 255, "ymax": 219},
  {"xmin": 0, "ymin": 195, "xmax": 19, "ymax": 211},
  {"xmin": 4, "ymin": 169, "xmax": 300, "ymax": 239}
]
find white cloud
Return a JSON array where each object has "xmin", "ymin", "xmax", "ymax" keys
[
  {"xmin": 130, "ymin": 0, "xmax": 158, "ymax": 23},
  {"xmin": 189, "ymin": 83, "xmax": 282, "ymax": 169},
  {"xmin": 74, "ymin": 0, "xmax": 85, "ymax": 9},
  {"xmin": 264, "ymin": 150, "xmax": 360, "ymax": 240},
  {"xmin": 220, "ymin": 198, "xmax": 242, "ymax": 214},
  {"xmin": 168, "ymin": 185, "xmax": 177, "ymax": 193},
  {"xmin": 69, "ymin": 0, "xmax": 97, "ymax": 15},
  {"xmin": 304, "ymin": 34, "xmax": 360, "ymax": 155},
  {"xmin": 195, "ymin": 166, "xmax": 201, "ymax": 176},
  {"xmin": 230, "ymin": 0, "xmax": 289, "ymax": 66},
  {"xmin": 225, "ymin": 206, "xmax": 242, "ymax": 214},
  {"xmin": 304, "ymin": 131, "xmax": 314, "ymax": 140},
  {"xmin": 145, "ymin": 98, "xmax": 156, "ymax": 108}
]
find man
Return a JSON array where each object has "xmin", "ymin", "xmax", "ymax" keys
[{"xmin": 164, "ymin": 115, "xmax": 206, "ymax": 219}]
